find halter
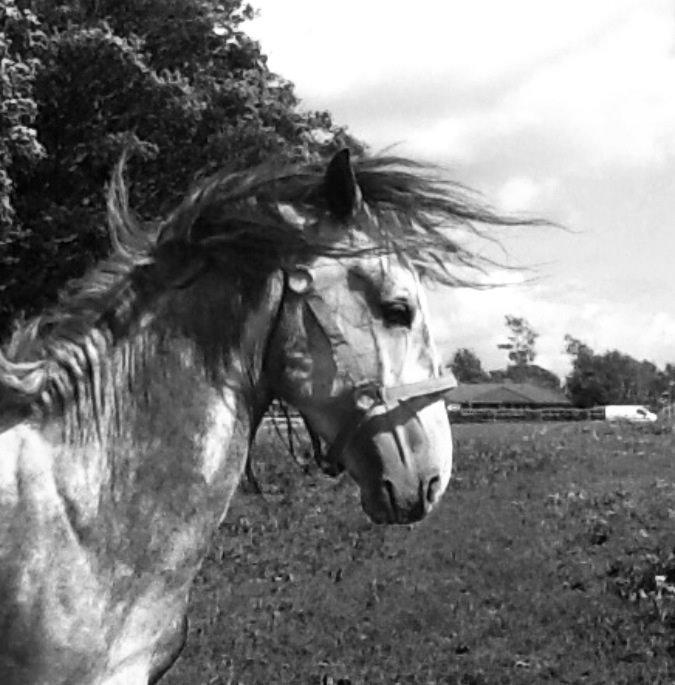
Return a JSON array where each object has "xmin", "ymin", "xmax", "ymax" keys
[{"xmin": 288, "ymin": 270, "xmax": 458, "ymax": 475}]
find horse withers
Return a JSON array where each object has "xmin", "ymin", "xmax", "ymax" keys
[{"xmin": 0, "ymin": 149, "xmax": 520, "ymax": 683}]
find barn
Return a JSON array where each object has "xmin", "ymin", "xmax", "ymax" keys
[
  {"xmin": 445, "ymin": 382, "xmax": 571, "ymax": 408},
  {"xmin": 445, "ymin": 382, "xmax": 573, "ymax": 421}
]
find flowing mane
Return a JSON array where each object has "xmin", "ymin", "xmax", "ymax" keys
[{"xmin": 0, "ymin": 152, "xmax": 533, "ymax": 415}]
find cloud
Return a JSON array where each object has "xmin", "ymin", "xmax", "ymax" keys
[
  {"xmin": 380, "ymin": 11, "xmax": 675, "ymax": 172},
  {"xmin": 488, "ymin": 3, "xmax": 675, "ymax": 170},
  {"xmin": 250, "ymin": 0, "xmax": 675, "ymax": 173},
  {"xmin": 250, "ymin": 0, "xmax": 645, "ymax": 96},
  {"xmin": 496, "ymin": 177, "xmax": 549, "ymax": 213}
]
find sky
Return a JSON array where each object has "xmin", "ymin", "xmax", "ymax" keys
[{"xmin": 246, "ymin": 0, "xmax": 675, "ymax": 377}]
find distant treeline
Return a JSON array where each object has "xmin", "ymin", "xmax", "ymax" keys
[{"xmin": 449, "ymin": 332, "xmax": 675, "ymax": 410}]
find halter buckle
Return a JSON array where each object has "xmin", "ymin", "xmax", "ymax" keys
[{"xmin": 354, "ymin": 386, "xmax": 380, "ymax": 412}]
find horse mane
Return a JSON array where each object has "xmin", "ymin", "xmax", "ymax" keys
[
  {"xmin": 154, "ymin": 153, "xmax": 533, "ymax": 283},
  {"xmin": 0, "ymin": 151, "xmax": 537, "ymax": 416}
]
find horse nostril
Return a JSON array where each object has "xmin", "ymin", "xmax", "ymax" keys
[
  {"xmin": 383, "ymin": 479, "xmax": 398, "ymax": 516},
  {"xmin": 426, "ymin": 474, "xmax": 441, "ymax": 504}
]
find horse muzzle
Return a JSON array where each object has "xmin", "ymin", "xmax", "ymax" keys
[
  {"xmin": 299, "ymin": 377, "xmax": 455, "ymax": 523},
  {"xmin": 360, "ymin": 471, "xmax": 444, "ymax": 524},
  {"xmin": 343, "ymin": 398, "xmax": 453, "ymax": 525}
]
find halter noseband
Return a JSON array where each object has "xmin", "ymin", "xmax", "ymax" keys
[{"xmin": 287, "ymin": 270, "xmax": 457, "ymax": 475}]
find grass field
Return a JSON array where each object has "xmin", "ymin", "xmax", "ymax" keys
[{"xmin": 164, "ymin": 421, "xmax": 675, "ymax": 684}]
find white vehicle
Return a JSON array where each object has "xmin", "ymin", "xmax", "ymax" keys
[{"xmin": 603, "ymin": 405, "xmax": 658, "ymax": 423}]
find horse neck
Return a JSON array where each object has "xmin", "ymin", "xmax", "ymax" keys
[
  {"xmin": 34, "ymin": 269, "xmax": 285, "ymax": 563},
  {"xmin": 144, "ymin": 267, "xmax": 284, "ymax": 429},
  {"xmin": 0, "ymin": 270, "xmax": 289, "ymax": 656}
]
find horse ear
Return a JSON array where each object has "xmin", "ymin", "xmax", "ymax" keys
[{"xmin": 324, "ymin": 148, "xmax": 362, "ymax": 220}]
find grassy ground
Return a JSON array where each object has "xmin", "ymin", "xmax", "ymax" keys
[{"xmin": 164, "ymin": 421, "xmax": 675, "ymax": 684}]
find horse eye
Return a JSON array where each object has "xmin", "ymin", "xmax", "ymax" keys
[{"xmin": 380, "ymin": 300, "xmax": 414, "ymax": 328}]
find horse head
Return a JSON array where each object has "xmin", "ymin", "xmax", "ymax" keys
[{"xmin": 267, "ymin": 150, "xmax": 456, "ymax": 524}]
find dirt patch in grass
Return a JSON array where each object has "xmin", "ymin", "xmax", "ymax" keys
[{"xmin": 164, "ymin": 422, "xmax": 675, "ymax": 684}]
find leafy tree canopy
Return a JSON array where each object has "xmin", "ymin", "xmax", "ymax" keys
[
  {"xmin": 564, "ymin": 334, "xmax": 674, "ymax": 408},
  {"xmin": 498, "ymin": 314, "xmax": 538, "ymax": 367},
  {"xmin": 449, "ymin": 347, "xmax": 490, "ymax": 383},
  {"xmin": 487, "ymin": 314, "xmax": 558, "ymax": 389},
  {"xmin": 1, "ymin": 0, "xmax": 348, "ymax": 333},
  {"xmin": 493, "ymin": 363, "xmax": 561, "ymax": 390}
]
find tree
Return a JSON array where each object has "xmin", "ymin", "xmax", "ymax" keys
[
  {"xmin": 0, "ymin": 2, "xmax": 48, "ymax": 311},
  {"xmin": 498, "ymin": 315, "xmax": 538, "ymax": 366},
  {"xmin": 503, "ymin": 363, "xmax": 561, "ymax": 390},
  {"xmin": 564, "ymin": 335, "xmax": 666, "ymax": 408},
  {"xmin": 1, "ymin": 0, "xmax": 345, "ymax": 333},
  {"xmin": 563, "ymin": 334, "xmax": 592, "ymax": 358},
  {"xmin": 449, "ymin": 348, "xmax": 489, "ymax": 383},
  {"xmin": 490, "ymin": 315, "xmax": 559, "ymax": 389}
]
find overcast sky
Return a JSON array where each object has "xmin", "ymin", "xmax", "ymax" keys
[{"xmin": 247, "ymin": 0, "xmax": 675, "ymax": 377}]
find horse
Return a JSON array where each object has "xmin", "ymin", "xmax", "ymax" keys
[{"xmin": 0, "ymin": 148, "xmax": 522, "ymax": 684}]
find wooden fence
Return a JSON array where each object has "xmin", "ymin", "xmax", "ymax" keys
[
  {"xmin": 265, "ymin": 405, "xmax": 603, "ymax": 424},
  {"xmin": 450, "ymin": 407, "xmax": 603, "ymax": 422}
]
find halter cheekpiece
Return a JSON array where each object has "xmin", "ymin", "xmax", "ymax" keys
[{"xmin": 284, "ymin": 268, "xmax": 457, "ymax": 474}]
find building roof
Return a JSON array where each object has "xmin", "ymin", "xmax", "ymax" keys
[{"xmin": 446, "ymin": 382, "xmax": 571, "ymax": 406}]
